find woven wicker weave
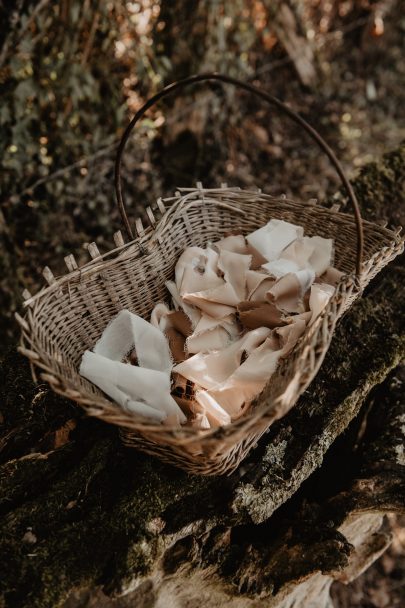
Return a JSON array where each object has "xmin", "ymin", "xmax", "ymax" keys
[{"xmin": 17, "ymin": 75, "xmax": 404, "ymax": 475}]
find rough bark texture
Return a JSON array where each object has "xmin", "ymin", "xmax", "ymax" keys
[{"xmin": 0, "ymin": 145, "xmax": 404, "ymax": 608}]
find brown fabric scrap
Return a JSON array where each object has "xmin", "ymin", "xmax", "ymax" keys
[
  {"xmin": 129, "ymin": 349, "xmax": 138, "ymax": 366},
  {"xmin": 161, "ymin": 310, "xmax": 193, "ymax": 362},
  {"xmin": 237, "ymin": 300, "xmax": 289, "ymax": 330},
  {"xmin": 165, "ymin": 327, "xmax": 187, "ymax": 363},
  {"xmin": 167, "ymin": 310, "xmax": 192, "ymax": 337}
]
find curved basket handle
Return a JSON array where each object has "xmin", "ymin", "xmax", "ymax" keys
[{"xmin": 115, "ymin": 73, "xmax": 364, "ymax": 276}]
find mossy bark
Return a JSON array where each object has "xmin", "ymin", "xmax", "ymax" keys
[{"xmin": 0, "ymin": 145, "xmax": 404, "ymax": 607}]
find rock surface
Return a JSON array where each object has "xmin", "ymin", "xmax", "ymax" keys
[{"xmin": 0, "ymin": 146, "xmax": 404, "ymax": 608}]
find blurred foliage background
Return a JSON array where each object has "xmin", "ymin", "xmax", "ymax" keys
[{"xmin": 0, "ymin": 0, "xmax": 404, "ymax": 349}]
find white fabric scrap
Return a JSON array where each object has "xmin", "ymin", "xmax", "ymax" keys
[
  {"xmin": 150, "ymin": 302, "xmax": 171, "ymax": 331},
  {"xmin": 94, "ymin": 309, "xmax": 172, "ymax": 374},
  {"xmin": 80, "ymin": 310, "xmax": 186, "ymax": 424},
  {"xmin": 80, "ymin": 351, "xmax": 185, "ymax": 423},
  {"xmin": 282, "ymin": 235, "xmax": 333, "ymax": 277},
  {"xmin": 246, "ymin": 219, "xmax": 304, "ymax": 262},
  {"xmin": 262, "ymin": 258, "xmax": 301, "ymax": 278}
]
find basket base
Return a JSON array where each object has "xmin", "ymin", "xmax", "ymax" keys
[{"xmin": 119, "ymin": 427, "xmax": 264, "ymax": 476}]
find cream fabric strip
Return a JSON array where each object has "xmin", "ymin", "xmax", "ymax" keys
[
  {"xmin": 194, "ymin": 391, "xmax": 231, "ymax": 426},
  {"xmin": 320, "ymin": 266, "xmax": 345, "ymax": 286},
  {"xmin": 267, "ymin": 270, "xmax": 315, "ymax": 314},
  {"xmin": 93, "ymin": 309, "xmax": 173, "ymax": 374},
  {"xmin": 263, "ymin": 235, "xmax": 333, "ymax": 278},
  {"xmin": 246, "ymin": 270, "xmax": 275, "ymax": 301},
  {"xmin": 80, "ymin": 310, "xmax": 186, "ymax": 424},
  {"xmin": 211, "ymin": 234, "xmax": 249, "ymax": 255},
  {"xmin": 174, "ymin": 328, "xmax": 279, "ymax": 423},
  {"xmin": 205, "ymin": 341, "xmax": 281, "ymax": 419},
  {"xmin": 246, "ymin": 219, "xmax": 304, "ymax": 262},
  {"xmin": 174, "ymin": 327, "xmax": 271, "ymax": 390},
  {"xmin": 80, "ymin": 351, "xmax": 185, "ymax": 423},
  {"xmin": 309, "ymin": 283, "xmax": 335, "ymax": 325}
]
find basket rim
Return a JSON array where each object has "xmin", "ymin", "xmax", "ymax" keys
[{"xmin": 21, "ymin": 186, "xmax": 404, "ymax": 309}]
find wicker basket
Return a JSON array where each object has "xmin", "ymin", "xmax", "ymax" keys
[{"xmin": 17, "ymin": 74, "xmax": 404, "ymax": 476}]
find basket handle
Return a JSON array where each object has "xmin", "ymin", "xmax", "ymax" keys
[{"xmin": 115, "ymin": 73, "xmax": 364, "ymax": 276}]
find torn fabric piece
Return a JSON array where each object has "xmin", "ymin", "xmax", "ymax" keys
[
  {"xmin": 165, "ymin": 280, "xmax": 201, "ymax": 328},
  {"xmin": 150, "ymin": 302, "xmax": 171, "ymax": 331},
  {"xmin": 174, "ymin": 328, "xmax": 280, "ymax": 423},
  {"xmin": 262, "ymin": 258, "xmax": 300, "ymax": 278},
  {"xmin": 150, "ymin": 307, "xmax": 193, "ymax": 362},
  {"xmin": 246, "ymin": 270, "xmax": 275, "ymax": 301},
  {"xmin": 275, "ymin": 315, "xmax": 309, "ymax": 357},
  {"xmin": 186, "ymin": 312, "xmax": 240, "ymax": 354},
  {"xmin": 281, "ymin": 235, "xmax": 333, "ymax": 276},
  {"xmin": 193, "ymin": 312, "xmax": 236, "ymax": 336},
  {"xmin": 203, "ymin": 340, "xmax": 282, "ymax": 420},
  {"xmin": 190, "ymin": 412, "xmax": 211, "ymax": 429},
  {"xmin": 81, "ymin": 310, "xmax": 186, "ymax": 424},
  {"xmin": 167, "ymin": 310, "xmax": 193, "ymax": 337},
  {"xmin": 237, "ymin": 300, "xmax": 288, "ymax": 330},
  {"xmin": 217, "ymin": 249, "xmax": 252, "ymax": 301},
  {"xmin": 183, "ymin": 285, "xmax": 238, "ymax": 318},
  {"xmin": 194, "ymin": 391, "xmax": 231, "ymax": 427},
  {"xmin": 309, "ymin": 283, "xmax": 335, "ymax": 325},
  {"xmin": 186, "ymin": 325, "xmax": 231, "ymax": 353},
  {"xmin": 176, "ymin": 246, "xmax": 223, "ymax": 296},
  {"xmin": 211, "ymin": 234, "xmax": 249, "ymax": 255},
  {"xmin": 262, "ymin": 235, "xmax": 333, "ymax": 280},
  {"xmin": 174, "ymin": 327, "xmax": 271, "ymax": 390},
  {"xmin": 93, "ymin": 309, "xmax": 173, "ymax": 374},
  {"xmin": 246, "ymin": 243, "xmax": 268, "ymax": 269},
  {"xmin": 80, "ymin": 350, "xmax": 185, "ymax": 424},
  {"xmin": 246, "ymin": 219, "xmax": 304, "ymax": 262},
  {"xmin": 165, "ymin": 327, "xmax": 187, "ymax": 363},
  {"xmin": 179, "ymin": 249, "xmax": 251, "ymax": 319},
  {"xmin": 320, "ymin": 266, "xmax": 345, "ymax": 286},
  {"xmin": 267, "ymin": 270, "xmax": 315, "ymax": 314}
]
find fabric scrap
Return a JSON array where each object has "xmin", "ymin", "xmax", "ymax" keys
[{"xmin": 246, "ymin": 219, "xmax": 304, "ymax": 262}]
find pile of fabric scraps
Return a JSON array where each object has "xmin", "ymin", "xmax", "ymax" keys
[{"xmin": 80, "ymin": 218, "xmax": 344, "ymax": 429}]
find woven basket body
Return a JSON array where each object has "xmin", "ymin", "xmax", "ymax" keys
[
  {"xmin": 17, "ymin": 74, "xmax": 404, "ymax": 475},
  {"xmin": 19, "ymin": 186, "xmax": 403, "ymax": 475}
]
